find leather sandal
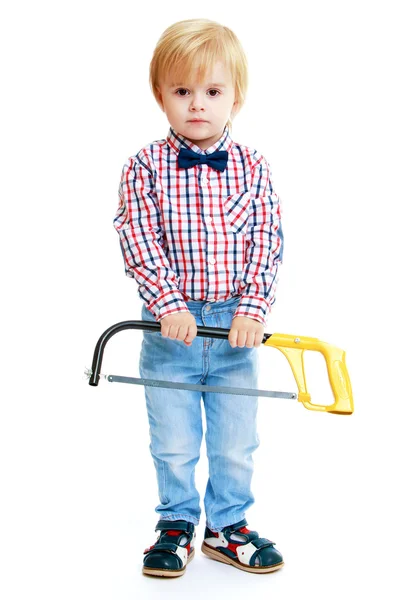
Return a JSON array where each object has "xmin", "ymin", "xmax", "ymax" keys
[
  {"xmin": 201, "ymin": 518, "xmax": 284, "ymax": 573},
  {"xmin": 143, "ymin": 519, "xmax": 196, "ymax": 577}
]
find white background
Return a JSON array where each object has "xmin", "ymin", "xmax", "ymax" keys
[{"xmin": 1, "ymin": 1, "xmax": 400, "ymax": 598}]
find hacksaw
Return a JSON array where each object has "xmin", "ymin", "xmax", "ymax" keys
[{"xmin": 86, "ymin": 320, "xmax": 354, "ymax": 415}]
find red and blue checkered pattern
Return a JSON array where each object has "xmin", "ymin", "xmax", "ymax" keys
[{"xmin": 113, "ymin": 125, "xmax": 283, "ymax": 326}]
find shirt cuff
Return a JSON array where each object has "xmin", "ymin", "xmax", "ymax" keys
[
  {"xmin": 233, "ymin": 295, "xmax": 271, "ymax": 326},
  {"xmin": 147, "ymin": 289, "xmax": 190, "ymax": 322}
]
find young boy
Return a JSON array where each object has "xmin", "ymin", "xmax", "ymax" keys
[{"xmin": 113, "ymin": 18, "xmax": 284, "ymax": 577}]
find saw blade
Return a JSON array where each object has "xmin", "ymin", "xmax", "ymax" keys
[{"xmin": 106, "ymin": 374, "xmax": 297, "ymax": 400}]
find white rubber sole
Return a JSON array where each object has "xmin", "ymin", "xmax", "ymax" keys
[{"xmin": 201, "ymin": 542, "xmax": 284, "ymax": 574}]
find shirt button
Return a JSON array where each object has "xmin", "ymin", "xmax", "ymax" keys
[
  {"xmin": 205, "ymin": 216, "xmax": 213, "ymax": 224},
  {"xmin": 209, "ymin": 257, "xmax": 216, "ymax": 265},
  {"xmin": 201, "ymin": 177, "xmax": 208, "ymax": 184}
]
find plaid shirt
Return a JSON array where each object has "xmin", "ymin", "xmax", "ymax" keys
[{"xmin": 113, "ymin": 125, "xmax": 284, "ymax": 326}]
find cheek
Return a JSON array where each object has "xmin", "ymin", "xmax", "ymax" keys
[{"xmin": 168, "ymin": 98, "xmax": 185, "ymax": 115}]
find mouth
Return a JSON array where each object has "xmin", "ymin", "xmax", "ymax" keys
[{"xmin": 188, "ymin": 119, "xmax": 208, "ymax": 123}]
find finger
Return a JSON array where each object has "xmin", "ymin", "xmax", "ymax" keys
[
  {"xmin": 186, "ymin": 324, "xmax": 197, "ymax": 343},
  {"xmin": 255, "ymin": 332, "xmax": 264, "ymax": 347},
  {"xmin": 228, "ymin": 328, "xmax": 238, "ymax": 348},
  {"xmin": 246, "ymin": 331, "xmax": 255, "ymax": 348},
  {"xmin": 183, "ymin": 324, "xmax": 197, "ymax": 346},
  {"xmin": 168, "ymin": 325, "xmax": 178, "ymax": 339},
  {"xmin": 237, "ymin": 330, "xmax": 247, "ymax": 348},
  {"xmin": 176, "ymin": 326, "xmax": 187, "ymax": 341}
]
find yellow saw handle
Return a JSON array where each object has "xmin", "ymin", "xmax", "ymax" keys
[{"xmin": 263, "ymin": 334, "xmax": 354, "ymax": 414}]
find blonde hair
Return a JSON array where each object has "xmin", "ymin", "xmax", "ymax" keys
[{"xmin": 149, "ymin": 18, "xmax": 248, "ymax": 132}]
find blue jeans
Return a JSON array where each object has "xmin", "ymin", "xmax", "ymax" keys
[{"xmin": 139, "ymin": 295, "xmax": 260, "ymax": 532}]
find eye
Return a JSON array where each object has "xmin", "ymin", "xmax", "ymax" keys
[{"xmin": 174, "ymin": 88, "xmax": 221, "ymax": 97}]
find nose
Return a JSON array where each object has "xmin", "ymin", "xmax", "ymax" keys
[{"xmin": 189, "ymin": 91, "xmax": 205, "ymax": 112}]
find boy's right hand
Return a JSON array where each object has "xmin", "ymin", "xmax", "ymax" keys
[{"xmin": 159, "ymin": 312, "xmax": 197, "ymax": 346}]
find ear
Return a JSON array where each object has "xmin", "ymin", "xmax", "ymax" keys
[
  {"xmin": 155, "ymin": 86, "xmax": 165, "ymax": 112},
  {"xmin": 230, "ymin": 99, "xmax": 240, "ymax": 119}
]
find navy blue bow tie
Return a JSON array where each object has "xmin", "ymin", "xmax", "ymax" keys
[{"xmin": 177, "ymin": 147, "xmax": 228, "ymax": 172}]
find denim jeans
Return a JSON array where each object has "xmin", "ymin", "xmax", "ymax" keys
[{"xmin": 139, "ymin": 295, "xmax": 260, "ymax": 532}]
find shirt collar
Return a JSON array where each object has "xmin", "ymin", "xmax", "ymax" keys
[{"xmin": 166, "ymin": 124, "xmax": 233, "ymax": 155}]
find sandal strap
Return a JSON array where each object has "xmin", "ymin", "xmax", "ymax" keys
[
  {"xmin": 225, "ymin": 518, "xmax": 248, "ymax": 533},
  {"xmin": 224, "ymin": 520, "xmax": 271, "ymax": 546},
  {"xmin": 236, "ymin": 530, "xmax": 260, "ymax": 542},
  {"xmin": 144, "ymin": 542, "xmax": 178, "ymax": 554},
  {"xmin": 226, "ymin": 520, "xmax": 275, "ymax": 547},
  {"xmin": 252, "ymin": 537, "xmax": 276, "ymax": 548},
  {"xmin": 155, "ymin": 519, "xmax": 195, "ymax": 533}
]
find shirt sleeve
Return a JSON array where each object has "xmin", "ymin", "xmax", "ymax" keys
[
  {"xmin": 233, "ymin": 155, "xmax": 284, "ymax": 326},
  {"xmin": 113, "ymin": 155, "xmax": 189, "ymax": 321}
]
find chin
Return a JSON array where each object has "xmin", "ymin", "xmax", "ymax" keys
[{"xmin": 184, "ymin": 126, "xmax": 209, "ymax": 136}]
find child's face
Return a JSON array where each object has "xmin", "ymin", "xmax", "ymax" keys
[{"xmin": 156, "ymin": 61, "xmax": 239, "ymax": 150}]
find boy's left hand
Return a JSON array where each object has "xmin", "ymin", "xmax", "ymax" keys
[{"xmin": 228, "ymin": 316, "xmax": 265, "ymax": 348}]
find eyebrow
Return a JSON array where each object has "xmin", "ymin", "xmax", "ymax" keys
[{"xmin": 170, "ymin": 83, "xmax": 227, "ymax": 88}]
